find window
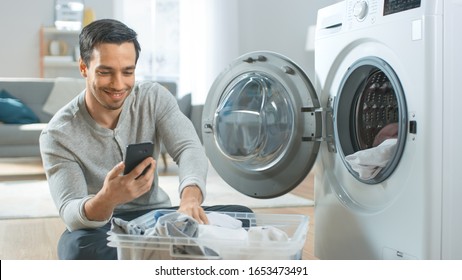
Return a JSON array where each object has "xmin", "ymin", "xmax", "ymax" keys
[
  {"xmin": 116, "ymin": 0, "xmax": 239, "ymax": 104},
  {"xmin": 115, "ymin": 0, "xmax": 179, "ymax": 82}
]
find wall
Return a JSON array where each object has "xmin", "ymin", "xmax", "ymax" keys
[
  {"xmin": 179, "ymin": 0, "xmax": 240, "ymax": 104},
  {"xmin": 237, "ymin": 0, "xmax": 340, "ymax": 81},
  {"xmin": 0, "ymin": 0, "xmax": 113, "ymax": 78}
]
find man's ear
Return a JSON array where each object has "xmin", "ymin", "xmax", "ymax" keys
[{"xmin": 79, "ymin": 58, "xmax": 87, "ymax": 78}]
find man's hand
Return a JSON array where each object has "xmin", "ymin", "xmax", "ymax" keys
[
  {"xmin": 178, "ymin": 185, "xmax": 209, "ymax": 224},
  {"xmin": 84, "ymin": 157, "xmax": 156, "ymax": 221}
]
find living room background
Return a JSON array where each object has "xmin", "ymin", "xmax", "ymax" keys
[{"xmin": 0, "ymin": 0, "xmax": 339, "ymax": 104}]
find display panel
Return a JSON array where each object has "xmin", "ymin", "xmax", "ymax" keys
[{"xmin": 383, "ymin": 0, "xmax": 421, "ymax": 16}]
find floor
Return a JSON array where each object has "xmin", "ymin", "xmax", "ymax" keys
[{"xmin": 0, "ymin": 157, "xmax": 317, "ymax": 260}]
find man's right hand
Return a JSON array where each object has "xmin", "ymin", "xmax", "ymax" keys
[{"xmin": 83, "ymin": 157, "xmax": 156, "ymax": 222}]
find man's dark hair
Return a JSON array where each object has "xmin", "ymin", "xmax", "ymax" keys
[{"xmin": 79, "ymin": 19, "xmax": 141, "ymax": 66}]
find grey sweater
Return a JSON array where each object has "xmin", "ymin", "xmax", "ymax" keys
[{"xmin": 39, "ymin": 81, "xmax": 208, "ymax": 231}]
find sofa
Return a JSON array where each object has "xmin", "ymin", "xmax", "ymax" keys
[
  {"xmin": 0, "ymin": 78, "xmax": 202, "ymax": 161},
  {"xmin": 0, "ymin": 78, "xmax": 55, "ymax": 157}
]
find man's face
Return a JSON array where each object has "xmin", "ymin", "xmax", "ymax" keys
[{"xmin": 80, "ymin": 42, "xmax": 136, "ymax": 113}]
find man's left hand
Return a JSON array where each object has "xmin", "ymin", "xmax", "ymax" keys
[{"xmin": 178, "ymin": 185, "xmax": 209, "ymax": 224}]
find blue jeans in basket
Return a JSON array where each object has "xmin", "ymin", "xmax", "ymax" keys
[{"xmin": 57, "ymin": 204, "xmax": 252, "ymax": 260}]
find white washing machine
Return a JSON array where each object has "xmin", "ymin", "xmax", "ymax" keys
[
  {"xmin": 201, "ymin": 0, "xmax": 462, "ymax": 260},
  {"xmin": 314, "ymin": 0, "xmax": 462, "ymax": 259}
]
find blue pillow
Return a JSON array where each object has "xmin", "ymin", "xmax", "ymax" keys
[{"xmin": 0, "ymin": 89, "xmax": 40, "ymax": 124}]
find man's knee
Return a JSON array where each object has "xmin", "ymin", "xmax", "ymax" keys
[{"xmin": 58, "ymin": 228, "xmax": 117, "ymax": 260}]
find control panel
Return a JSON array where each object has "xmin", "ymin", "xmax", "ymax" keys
[
  {"xmin": 346, "ymin": 0, "xmax": 422, "ymax": 29},
  {"xmin": 346, "ymin": 0, "xmax": 380, "ymax": 27}
]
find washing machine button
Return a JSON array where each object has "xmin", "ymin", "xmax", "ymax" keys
[{"xmin": 353, "ymin": 0, "xmax": 369, "ymax": 21}]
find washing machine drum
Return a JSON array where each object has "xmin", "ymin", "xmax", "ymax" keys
[
  {"xmin": 355, "ymin": 70, "xmax": 400, "ymax": 149},
  {"xmin": 202, "ymin": 51, "xmax": 321, "ymax": 198},
  {"xmin": 335, "ymin": 57, "xmax": 408, "ymax": 184}
]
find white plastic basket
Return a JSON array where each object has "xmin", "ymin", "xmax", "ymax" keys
[{"xmin": 107, "ymin": 210, "xmax": 309, "ymax": 260}]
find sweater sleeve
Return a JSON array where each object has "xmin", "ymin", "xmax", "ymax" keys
[
  {"xmin": 152, "ymin": 84, "xmax": 208, "ymax": 201},
  {"xmin": 39, "ymin": 130, "xmax": 110, "ymax": 231}
]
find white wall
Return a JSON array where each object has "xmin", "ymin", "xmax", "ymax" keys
[
  {"xmin": 237, "ymin": 0, "xmax": 340, "ymax": 81},
  {"xmin": 0, "ymin": 0, "xmax": 113, "ymax": 78},
  {"xmin": 179, "ymin": 0, "xmax": 240, "ymax": 104}
]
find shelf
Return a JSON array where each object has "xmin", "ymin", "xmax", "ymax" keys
[
  {"xmin": 42, "ymin": 27, "xmax": 80, "ymax": 35},
  {"xmin": 40, "ymin": 26, "xmax": 80, "ymax": 78},
  {"xmin": 44, "ymin": 61, "xmax": 79, "ymax": 67}
]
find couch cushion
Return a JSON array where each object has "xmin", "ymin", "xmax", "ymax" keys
[
  {"xmin": 0, "ymin": 123, "xmax": 47, "ymax": 145},
  {"xmin": 0, "ymin": 90, "xmax": 40, "ymax": 124},
  {"xmin": 42, "ymin": 77, "xmax": 85, "ymax": 115},
  {"xmin": 0, "ymin": 79, "xmax": 55, "ymax": 122}
]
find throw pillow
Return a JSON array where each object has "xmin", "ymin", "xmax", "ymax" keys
[{"xmin": 0, "ymin": 89, "xmax": 40, "ymax": 124}]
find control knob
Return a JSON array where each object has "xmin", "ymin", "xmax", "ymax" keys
[{"xmin": 353, "ymin": 0, "xmax": 369, "ymax": 21}]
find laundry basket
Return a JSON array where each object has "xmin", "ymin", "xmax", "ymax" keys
[{"xmin": 107, "ymin": 210, "xmax": 309, "ymax": 260}]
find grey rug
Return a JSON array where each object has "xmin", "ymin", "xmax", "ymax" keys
[
  {"xmin": 0, "ymin": 171, "xmax": 313, "ymax": 219},
  {"xmin": 0, "ymin": 180, "xmax": 58, "ymax": 219}
]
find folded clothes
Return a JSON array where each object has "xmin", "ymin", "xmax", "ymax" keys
[
  {"xmin": 248, "ymin": 226, "xmax": 289, "ymax": 242},
  {"xmin": 157, "ymin": 212, "xmax": 221, "ymax": 257},
  {"xmin": 345, "ymin": 138, "xmax": 397, "ymax": 180},
  {"xmin": 198, "ymin": 224, "xmax": 248, "ymax": 241},
  {"xmin": 111, "ymin": 217, "xmax": 146, "ymax": 235},
  {"xmin": 206, "ymin": 211, "xmax": 243, "ymax": 229},
  {"xmin": 150, "ymin": 212, "xmax": 199, "ymax": 237},
  {"xmin": 111, "ymin": 211, "xmax": 220, "ymax": 258}
]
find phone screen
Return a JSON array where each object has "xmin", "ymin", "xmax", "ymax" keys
[{"xmin": 123, "ymin": 142, "xmax": 154, "ymax": 176}]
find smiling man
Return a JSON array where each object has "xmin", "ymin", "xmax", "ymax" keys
[{"xmin": 39, "ymin": 19, "xmax": 250, "ymax": 260}]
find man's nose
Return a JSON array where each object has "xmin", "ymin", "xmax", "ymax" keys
[{"xmin": 111, "ymin": 73, "xmax": 125, "ymax": 90}]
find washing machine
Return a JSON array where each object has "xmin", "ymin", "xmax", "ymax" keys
[
  {"xmin": 201, "ymin": 0, "xmax": 462, "ymax": 260},
  {"xmin": 313, "ymin": 0, "xmax": 462, "ymax": 260}
]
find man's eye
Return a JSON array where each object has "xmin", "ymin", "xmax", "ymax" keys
[
  {"xmin": 98, "ymin": 71, "xmax": 110, "ymax": 75},
  {"xmin": 123, "ymin": 71, "xmax": 134, "ymax": 75}
]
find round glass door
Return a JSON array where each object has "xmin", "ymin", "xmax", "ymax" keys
[
  {"xmin": 335, "ymin": 57, "xmax": 407, "ymax": 185},
  {"xmin": 214, "ymin": 72, "xmax": 294, "ymax": 171},
  {"xmin": 202, "ymin": 51, "xmax": 321, "ymax": 198}
]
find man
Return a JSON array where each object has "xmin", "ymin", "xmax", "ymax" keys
[{"xmin": 40, "ymin": 19, "xmax": 250, "ymax": 260}]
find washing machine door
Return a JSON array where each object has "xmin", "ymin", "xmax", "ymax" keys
[{"xmin": 202, "ymin": 51, "xmax": 321, "ymax": 198}]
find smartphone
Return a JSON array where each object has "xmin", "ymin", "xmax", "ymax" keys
[{"xmin": 123, "ymin": 142, "xmax": 154, "ymax": 177}]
